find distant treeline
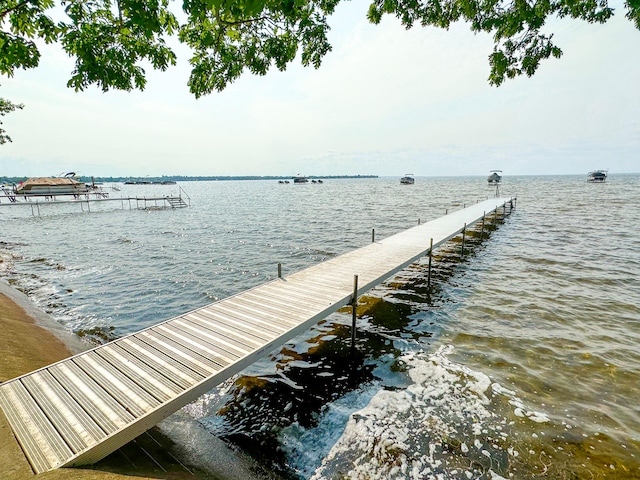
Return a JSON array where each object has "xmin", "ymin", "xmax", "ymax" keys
[{"xmin": 1, "ymin": 174, "xmax": 378, "ymax": 184}]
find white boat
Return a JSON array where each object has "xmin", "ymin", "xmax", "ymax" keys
[
  {"xmin": 587, "ymin": 170, "xmax": 608, "ymax": 183},
  {"xmin": 400, "ymin": 174, "xmax": 415, "ymax": 185},
  {"xmin": 487, "ymin": 170, "xmax": 502, "ymax": 184}
]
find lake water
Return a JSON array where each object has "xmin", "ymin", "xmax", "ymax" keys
[{"xmin": 1, "ymin": 175, "xmax": 639, "ymax": 479}]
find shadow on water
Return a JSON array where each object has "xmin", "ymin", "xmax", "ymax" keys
[{"xmin": 213, "ymin": 212, "xmax": 510, "ymax": 475}]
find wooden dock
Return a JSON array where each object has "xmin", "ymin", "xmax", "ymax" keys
[{"xmin": 0, "ymin": 197, "xmax": 514, "ymax": 473}]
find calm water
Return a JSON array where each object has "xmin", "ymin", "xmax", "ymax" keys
[{"xmin": 1, "ymin": 175, "xmax": 639, "ymax": 479}]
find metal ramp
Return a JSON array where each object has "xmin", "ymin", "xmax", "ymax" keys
[{"xmin": 0, "ymin": 197, "xmax": 514, "ymax": 473}]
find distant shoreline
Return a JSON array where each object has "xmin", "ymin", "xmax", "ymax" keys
[{"xmin": 2, "ymin": 174, "xmax": 379, "ymax": 184}]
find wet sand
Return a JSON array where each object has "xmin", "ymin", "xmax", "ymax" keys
[{"xmin": 0, "ymin": 282, "xmax": 277, "ymax": 480}]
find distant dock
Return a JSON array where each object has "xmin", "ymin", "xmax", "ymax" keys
[
  {"xmin": 0, "ymin": 197, "xmax": 514, "ymax": 473},
  {"xmin": 0, "ymin": 187, "xmax": 190, "ymax": 215}
]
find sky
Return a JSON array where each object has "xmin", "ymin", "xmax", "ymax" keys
[{"xmin": 1, "ymin": 0, "xmax": 639, "ymax": 178}]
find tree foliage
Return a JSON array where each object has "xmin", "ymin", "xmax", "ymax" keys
[
  {"xmin": 367, "ymin": 0, "xmax": 631, "ymax": 85},
  {"xmin": 0, "ymin": 0, "xmax": 638, "ymax": 96},
  {"xmin": 0, "ymin": 96, "xmax": 23, "ymax": 144}
]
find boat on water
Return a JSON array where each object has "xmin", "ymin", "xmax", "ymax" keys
[
  {"xmin": 487, "ymin": 170, "xmax": 502, "ymax": 184},
  {"xmin": 293, "ymin": 175, "xmax": 309, "ymax": 184},
  {"xmin": 400, "ymin": 174, "xmax": 415, "ymax": 185},
  {"xmin": 587, "ymin": 170, "xmax": 608, "ymax": 183},
  {"xmin": 14, "ymin": 173, "xmax": 92, "ymax": 196}
]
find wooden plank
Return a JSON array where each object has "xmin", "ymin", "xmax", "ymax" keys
[
  {"xmin": 257, "ymin": 281, "xmax": 341, "ymax": 306},
  {"xmin": 182, "ymin": 311, "xmax": 272, "ymax": 345},
  {"xmin": 73, "ymin": 353, "xmax": 159, "ymax": 418},
  {"xmin": 154, "ymin": 324, "xmax": 240, "ymax": 365},
  {"xmin": 191, "ymin": 308, "xmax": 279, "ymax": 342},
  {"xmin": 0, "ymin": 381, "xmax": 72, "ymax": 473},
  {"xmin": 118, "ymin": 337, "xmax": 203, "ymax": 390},
  {"xmin": 48, "ymin": 362, "xmax": 134, "ymax": 434},
  {"xmin": 21, "ymin": 371, "xmax": 106, "ymax": 454},
  {"xmin": 172, "ymin": 317, "xmax": 256, "ymax": 355},
  {"xmin": 215, "ymin": 296, "xmax": 306, "ymax": 327},
  {"xmin": 136, "ymin": 331, "xmax": 223, "ymax": 374},
  {"xmin": 215, "ymin": 296, "xmax": 305, "ymax": 327},
  {"xmin": 239, "ymin": 289, "xmax": 327, "ymax": 317},
  {"xmin": 95, "ymin": 345, "xmax": 184, "ymax": 400}
]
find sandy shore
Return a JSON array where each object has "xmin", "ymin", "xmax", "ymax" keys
[{"xmin": 0, "ymin": 281, "xmax": 278, "ymax": 480}]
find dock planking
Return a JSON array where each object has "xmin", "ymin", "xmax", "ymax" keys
[{"xmin": 0, "ymin": 197, "xmax": 514, "ymax": 473}]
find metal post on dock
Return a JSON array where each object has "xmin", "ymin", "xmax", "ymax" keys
[
  {"xmin": 418, "ymin": 218, "xmax": 421, "ymax": 225},
  {"xmin": 351, "ymin": 275, "xmax": 359, "ymax": 347},
  {"xmin": 427, "ymin": 238, "xmax": 433, "ymax": 290},
  {"xmin": 461, "ymin": 223, "xmax": 466, "ymax": 258},
  {"xmin": 278, "ymin": 263, "xmax": 282, "ymax": 278},
  {"xmin": 372, "ymin": 228, "xmax": 375, "ymax": 243}
]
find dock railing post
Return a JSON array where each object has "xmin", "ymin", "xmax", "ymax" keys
[
  {"xmin": 427, "ymin": 238, "xmax": 433, "ymax": 290},
  {"xmin": 351, "ymin": 275, "xmax": 358, "ymax": 347},
  {"xmin": 278, "ymin": 263, "xmax": 282, "ymax": 278},
  {"xmin": 418, "ymin": 218, "xmax": 421, "ymax": 225},
  {"xmin": 372, "ymin": 228, "xmax": 375, "ymax": 243},
  {"xmin": 461, "ymin": 223, "xmax": 466, "ymax": 258}
]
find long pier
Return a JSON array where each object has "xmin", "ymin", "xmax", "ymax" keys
[{"xmin": 0, "ymin": 197, "xmax": 514, "ymax": 473}]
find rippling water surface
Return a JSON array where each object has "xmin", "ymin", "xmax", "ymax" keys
[{"xmin": 2, "ymin": 175, "xmax": 639, "ymax": 479}]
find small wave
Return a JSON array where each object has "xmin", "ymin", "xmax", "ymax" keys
[
  {"xmin": 115, "ymin": 236, "xmax": 136, "ymax": 244},
  {"xmin": 309, "ymin": 345, "xmax": 546, "ymax": 480}
]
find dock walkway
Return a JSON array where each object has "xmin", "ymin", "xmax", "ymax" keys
[{"xmin": 0, "ymin": 197, "xmax": 514, "ymax": 473}]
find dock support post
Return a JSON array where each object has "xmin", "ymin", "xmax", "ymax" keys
[
  {"xmin": 481, "ymin": 212, "xmax": 486, "ymax": 241},
  {"xmin": 418, "ymin": 218, "xmax": 421, "ymax": 225},
  {"xmin": 372, "ymin": 228, "xmax": 375, "ymax": 243},
  {"xmin": 351, "ymin": 275, "xmax": 359, "ymax": 347},
  {"xmin": 461, "ymin": 223, "xmax": 466, "ymax": 258},
  {"xmin": 427, "ymin": 238, "xmax": 433, "ymax": 290},
  {"xmin": 278, "ymin": 263, "xmax": 282, "ymax": 278}
]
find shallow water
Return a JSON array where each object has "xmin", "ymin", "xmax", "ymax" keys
[{"xmin": 2, "ymin": 175, "xmax": 639, "ymax": 479}]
